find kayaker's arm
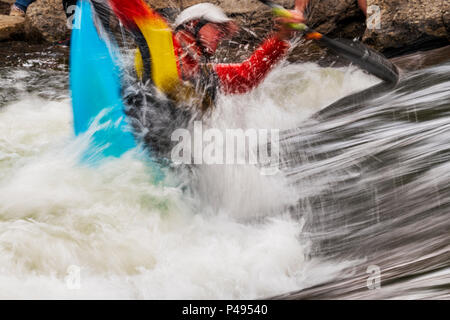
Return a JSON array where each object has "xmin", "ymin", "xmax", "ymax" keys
[
  {"xmin": 213, "ymin": 4, "xmax": 307, "ymax": 96},
  {"xmin": 357, "ymin": 0, "xmax": 367, "ymax": 15},
  {"xmin": 213, "ymin": 36, "xmax": 290, "ymax": 95}
]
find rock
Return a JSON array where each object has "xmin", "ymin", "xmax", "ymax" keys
[
  {"xmin": 390, "ymin": 45, "xmax": 450, "ymax": 72},
  {"xmin": 0, "ymin": 9, "xmax": 45, "ymax": 42},
  {"xmin": 26, "ymin": 0, "xmax": 69, "ymax": 42},
  {"xmin": 174, "ymin": 0, "xmax": 291, "ymax": 14},
  {"xmin": 0, "ymin": 1, "xmax": 11, "ymax": 15},
  {"xmin": 0, "ymin": 14, "xmax": 25, "ymax": 40},
  {"xmin": 1, "ymin": 0, "xmax": 448, "ymax": 62},
  {"xmin": 363, "ymin": 0, "xmax": 450, "ymax": 55},
  {"xmin": 0, "ymin": 0, "xmax": 48, "ymax": 42}
]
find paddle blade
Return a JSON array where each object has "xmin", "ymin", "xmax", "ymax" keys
[{"xmin": 319, "ymin": 37, "xmax": 399, "ymax": 84}]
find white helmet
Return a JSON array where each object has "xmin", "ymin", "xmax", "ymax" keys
[{"xmin": 174, "ymin": 3, "xmax": 232, "ymax": 29}]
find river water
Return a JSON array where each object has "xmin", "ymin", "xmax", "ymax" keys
[{"xmin": 0, "ymin": 58, "xmax": 448, "ymax": 299}]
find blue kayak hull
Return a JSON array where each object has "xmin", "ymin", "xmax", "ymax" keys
[{"xmin": 70, "ymin": 0, "xmax": 136, "ymax": 160}]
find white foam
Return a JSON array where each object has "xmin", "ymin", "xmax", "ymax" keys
[{"xmin": 0, "ymin": 64, "xmax": 373, "ymax": 299}]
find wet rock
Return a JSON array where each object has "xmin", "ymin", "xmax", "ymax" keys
[
  {"xmin": 390, "ymin": 45, "xmax": 450, "ymax": 72},
  {"xmin": 0, "ymin": 14, "xmax": 25, "ymax": 41},
  {"xmin": 1, "ymin": 0, "xmax": 449, "ymax": 63},
  {"xmin": 363, "ymin": 0, "xmax": 450, "ymax": 56}
]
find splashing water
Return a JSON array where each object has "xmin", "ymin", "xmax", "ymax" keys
[
  {"xmin": 0, "ymin": 60, "xmax": 448, "ymax": 299},
  {"xmin": 0, "ymin": 63, "xmax": 370, "ymax": 299},
  {"xmin": 277, "ymin": 63, "xmax": 450, "ymax": 299}
]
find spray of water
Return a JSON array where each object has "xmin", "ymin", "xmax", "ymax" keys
[
  {"xmin": 0, "ymin": 62, "xmax": 371, "ymax": 299},
  {"xmin": 1, "ymin": 51, "xmax": 448, "ymax": 299},
  {"xmin": 278, "ymin": 63, "xmax": 450, "ymax": 299}
]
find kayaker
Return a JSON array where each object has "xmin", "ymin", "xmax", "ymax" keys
[
  {"xmin": 125, "ymin": 1, "xmax": 305, "ymax": 157},
  {"xmin": 171, "ymin": 2, "xmax": 304, "ymax": 103}
]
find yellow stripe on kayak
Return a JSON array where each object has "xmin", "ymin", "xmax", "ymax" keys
[
  {"xmin": 135, "ymin": 48, "xmax": 143, "ymax": 80},
  {"xmin": 134, "ymin": 17, "xmax": 180, "ymax": 94}
]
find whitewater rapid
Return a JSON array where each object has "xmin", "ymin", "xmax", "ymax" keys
[{"xmin": 0, "ymin": 63, "xmax": 379, "ymax": 299}]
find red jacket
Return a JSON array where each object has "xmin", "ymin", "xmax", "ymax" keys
[{"xmin": 173, "ymin": 36, "xmax": 290, "ymax": 95}]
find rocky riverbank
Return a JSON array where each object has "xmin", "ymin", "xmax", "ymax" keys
[{"xmin": 0, "ymin": 0, "xmax": 449, "ymax": 69}]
